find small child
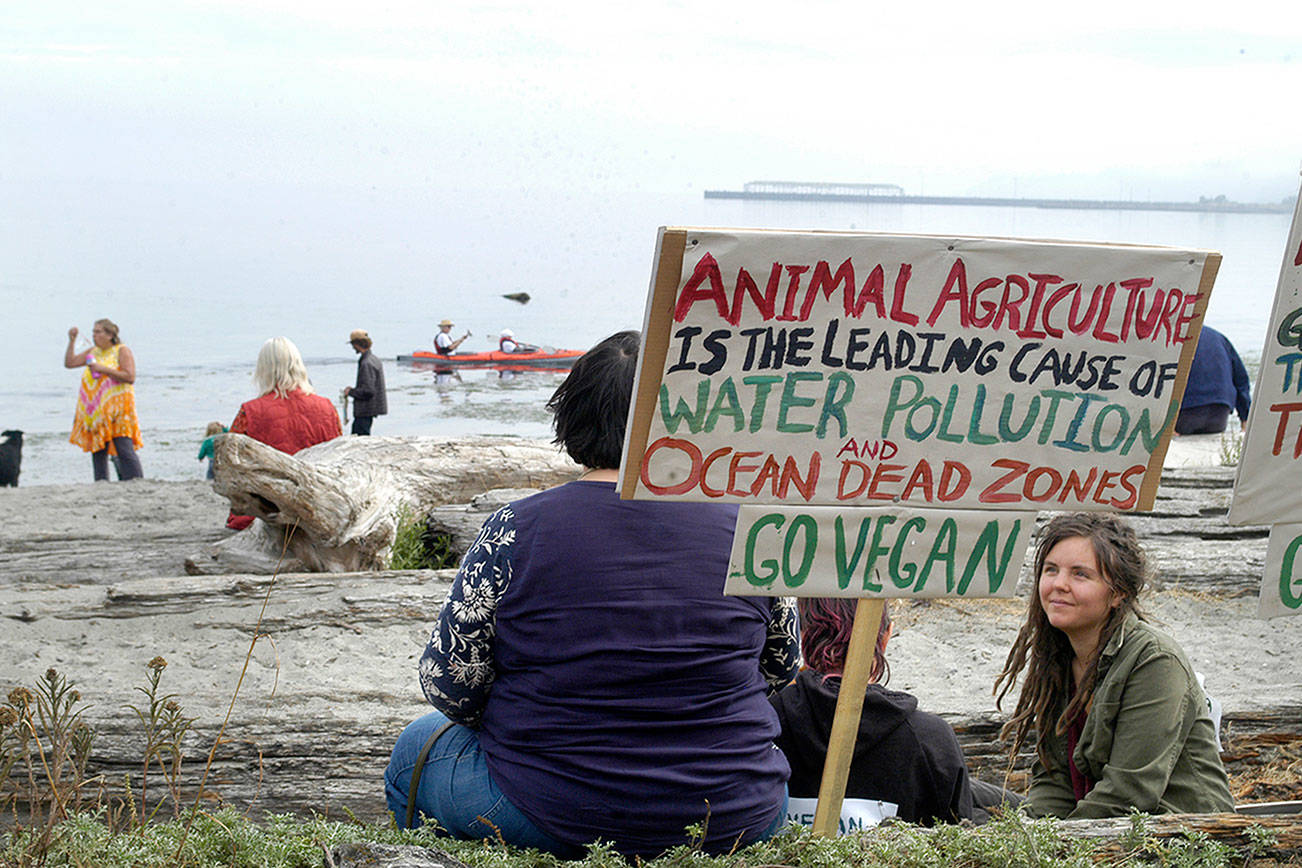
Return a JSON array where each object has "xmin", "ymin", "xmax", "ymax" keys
[{"xmin": 197, "ymin": 421, "xmax": 226, "ymax": 479}]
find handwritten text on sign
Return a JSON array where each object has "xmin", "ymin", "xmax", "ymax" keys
[
  {"xmin": 624, "ymin": 230, "xmax": 1215, "ymax": 511},
  {"xmin": 1259, "ymin": 523, "xmax": 1302, "ymax": 619},
  {"xmin": 1230, "ymin": 189, "xmax": 1302, "ymax": 527},
  {"xmin": 724, "ymin": 506, "xmax": 1034, "ymax": 598}
]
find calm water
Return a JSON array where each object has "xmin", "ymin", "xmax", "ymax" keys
[{"xmin": 4, "ymin": 184, "xmax": 1293, "ymax": 486}]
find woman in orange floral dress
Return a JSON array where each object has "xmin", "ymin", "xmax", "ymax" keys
[{"xmin": 64, "ymin": 319, "xmax": 144, "ymax": 480}]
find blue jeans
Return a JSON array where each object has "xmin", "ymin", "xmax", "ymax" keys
[
  {"xmin": 385, "ymin": 711, "xmax": 582, "ymax": 857},
  {"xmin": 386, "ymin": 711, "xmax": 789, "ymax": 858}
]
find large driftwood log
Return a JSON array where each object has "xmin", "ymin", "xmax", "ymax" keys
[{"xmin": 189, "ymin": 435, "xmax": 579, "ymax": 574}]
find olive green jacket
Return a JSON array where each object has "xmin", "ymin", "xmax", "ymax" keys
[{"xmin": 1027, "ymin": 612, "xmax": 1233, "ymax": 819}]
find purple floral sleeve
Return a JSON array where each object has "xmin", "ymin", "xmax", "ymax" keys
[{"xmin": 417, "ymin": 506, "xmax": 516, "ymax": 727}]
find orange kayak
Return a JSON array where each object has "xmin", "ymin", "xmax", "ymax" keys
[{"xmin": 397, "ymin": 348, "xmax": 583, "ymax": 368}]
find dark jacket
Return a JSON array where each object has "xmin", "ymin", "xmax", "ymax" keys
[
  {"xmin": 771, "ymin": 669, "xmax": 973, "ymax": 825},
  {"xmin": 1027, "ymin": 612, "xmax": 1233, "ymax": 819},
  {"xmin": 351, "ymin": 350, "xmax": 387, "ymax": 417},
  {"xmin": 1181, "ymin": 326, "xmax": 1251, "ymax": 422}
]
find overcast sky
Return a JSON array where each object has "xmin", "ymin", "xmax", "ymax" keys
[{"xmin": 4, "ymin": 0, "xmax": 1301, "ymax": 201}]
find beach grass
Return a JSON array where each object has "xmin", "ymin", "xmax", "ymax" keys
[{"xmin": 0, "ymin": 665, "xmax": 1281, "ymax": 868}]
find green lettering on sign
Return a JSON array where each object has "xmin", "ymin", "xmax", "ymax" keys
[
  {"xmin": 743, "ymin": 513, "xmax": 784, "ymax": 588},
  {"xmin": 1280, "ymin": 533, "xmax": 1302, "ymax": 610}
]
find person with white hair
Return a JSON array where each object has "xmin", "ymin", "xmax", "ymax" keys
[
  {"xmin": 224, "ymin": 337, "xmax": 342, "ymax": 529},
  {"xmin": 498, "ymin": 328, "xmax": 537, "ymax": 353}
]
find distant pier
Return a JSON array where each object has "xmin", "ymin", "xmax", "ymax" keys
[{"xmin": 703, "ymin": 181, "xmax": 1292, "ymax": 215}]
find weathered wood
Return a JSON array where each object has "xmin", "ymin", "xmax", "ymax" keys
[
  {"xmin": 4, "ymin": 569, "xmax": 1299, "ymax": 823},
  {"xmin": 193, "ymin": 436, "xmax": 579, "ymax": 574},
  {"xmin": 1055, "ymin": 812, "xmax": 1302, "ymax": 859},
  {"xmin": 0, "ymin": 480, "xmax": 230, "ymax": 586}
]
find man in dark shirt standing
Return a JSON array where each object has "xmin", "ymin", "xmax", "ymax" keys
[{"xmin": 345, "ymin": 328, "xmax": 387, "ymax": 436}]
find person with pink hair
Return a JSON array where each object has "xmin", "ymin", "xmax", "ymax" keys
[{"xmin": 771, "ymin": 598, "xmax": 976, "ymax": 827}]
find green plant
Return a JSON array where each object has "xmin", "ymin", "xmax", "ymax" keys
[
  {"xmin": 389, "ymin": 507, "xmax": 457, "ymax": 570},
  {"xmin": 1219, "ymin": 429, "xmax": 1244, "ymax": 466},
  {"xmin": 0, "ymin": 668, "xmax": 98, "ymax": 862},
  {"xmin": 125, "ymin": 655, "xmax": 197, "ymax": 824}
]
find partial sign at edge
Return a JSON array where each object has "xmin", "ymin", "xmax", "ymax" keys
[{"xmin": 1259, "ymin": 522, "xmax": 1302, "ymax": 619}]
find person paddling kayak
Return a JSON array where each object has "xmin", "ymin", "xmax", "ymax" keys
[{"xmin": 434, "ymin": 319, "xmax": 471, "ymax": 355}]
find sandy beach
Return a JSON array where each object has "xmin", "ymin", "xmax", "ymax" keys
[{"xmin": 1, "ymin": 433, "xmax": 1297, "ymax": 819}]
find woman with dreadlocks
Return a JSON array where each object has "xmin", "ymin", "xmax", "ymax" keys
[{"xmin": 994, "ymin": 513, "xmax": 1232, "ymax": 818}]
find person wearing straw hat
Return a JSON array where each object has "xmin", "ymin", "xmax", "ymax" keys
[
  {"xmin": 344, "ymin": 329, "xmax": 387, "ymax": 436},
  {"xmin": 434, "ymin": 319, "xmax": 470, "ymax": 355}
]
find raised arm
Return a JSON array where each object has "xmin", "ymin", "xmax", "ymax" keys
[{"xmin": 63, "ymin": 327, "xmax": 85, "ymax": 369}]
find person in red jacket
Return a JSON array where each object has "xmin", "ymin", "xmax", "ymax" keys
[{"xmin": 224, "ymin": 336, "xmax": 342, "ymax": 529}]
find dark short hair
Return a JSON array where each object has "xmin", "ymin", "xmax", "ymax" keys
[{"xmin": 547, "ymin": 331, "xmax": 640, "ymax": 469}]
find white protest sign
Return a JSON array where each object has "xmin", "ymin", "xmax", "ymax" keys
[
  {"xmin": 1259, "ymin": 522, "xmax": 1302, "ymax": 619},
  {"xmin": 620, "ymin": 228, "xmax": 1219, "ymax": 511},
  {"xmin": 1229, "ymin": 184, "xmax": 1302, "ymax": 527},
  {"xmin": 725, "ymin": 506, "xmax": 1033, "ymax": 598}
]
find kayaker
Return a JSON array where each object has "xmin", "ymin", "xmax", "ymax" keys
[
  {"xmin": 434, "ymin": 319, "xmax": 470, "ymax": 355},
  {"xmin": 499, "ymin": 328, "xmax": 538, "ymax": 353}
]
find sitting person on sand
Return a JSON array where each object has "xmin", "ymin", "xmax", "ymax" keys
[
  {"xmin": 385, "ymin": 330, "xmax": 798, "ymax": 858},
  {"xmin": 772, "ymin": 597, "xmax": 975, "ymax": 828},
  {"xmin": 225, "ymin": 337, "xmax": 341, "ymax": 530},
  {"xmin": 1176, "ymin": 325, "xmax": 1251, "ymax": 435},
  {"xmin": 995, "ymin": 513, "xmax": 1233, "ymax": 818}
]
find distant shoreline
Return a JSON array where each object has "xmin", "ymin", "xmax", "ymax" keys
[{"xmin": 703, "ymin": 188, "xmax": 1292, "ymax": 215}]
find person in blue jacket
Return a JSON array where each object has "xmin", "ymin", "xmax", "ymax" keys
[{"xmin": 1176, "ymin": 325, "xmax": 1251, "ymax": 435}]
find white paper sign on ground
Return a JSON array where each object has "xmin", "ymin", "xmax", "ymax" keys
[
  {"xmin": 621, "ymin": 228, "xmax": 1218, "ymax": 512},
  {"xmin": 724, "ymin": 506, "xmax": 1034, "ymax": 598},
  {"xmin": 1258, "ymin": 522, "xmax": 1302, "ymax": 619},
  {"xmin": 1229, "ymin": 184, "xmax": 1302, "ymax": 527},
  {"xmin": 785, "ymin": 797, "xmax": 897, "ymax": 834}
]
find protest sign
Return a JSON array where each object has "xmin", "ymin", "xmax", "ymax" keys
[
  {"xmin": 725, "ymin": 505, "xmax": 1034, "ymax": 598},
  {"xmin": 1258, "ymin": 522, "xmax": 1302, "ymax": 619},
  {"xmin": 620, "ymin": 228, "xmax": 1219, "ymax": 511},
  {"xmin": 1229, "ymin": 184, "xmax": 1302, "ymax": 527}
]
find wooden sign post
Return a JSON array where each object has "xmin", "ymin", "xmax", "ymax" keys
[
  {"xmin": 620, "ymin": 226, "xmax": 1220, "ymax": 833},
  {"xmin": 811, "ymin": 597, "xmax": 882, "ymax": 836}
]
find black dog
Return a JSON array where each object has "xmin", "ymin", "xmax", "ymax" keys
[{"xmin": 0, "ymin": 430, "xmax": 23, "ymax": 487}]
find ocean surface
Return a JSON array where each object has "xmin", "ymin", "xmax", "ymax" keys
[{"xmin": 4, "ymin": 185, "xmax": 1294, "ymax": 486}]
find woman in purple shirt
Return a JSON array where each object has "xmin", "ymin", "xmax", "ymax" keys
[{"xmin": 385, "ymin": 331, "xmax": 798, "ymax": 858}]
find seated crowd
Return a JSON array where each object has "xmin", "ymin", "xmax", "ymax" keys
[{"xmin": 383, "ymin": 330, "xmax": 1234, "ymax": 856}]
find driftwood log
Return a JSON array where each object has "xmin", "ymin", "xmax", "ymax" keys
[{"xmin": 190, "ymin": 435, "xmax": 579, "ymax": 574}]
